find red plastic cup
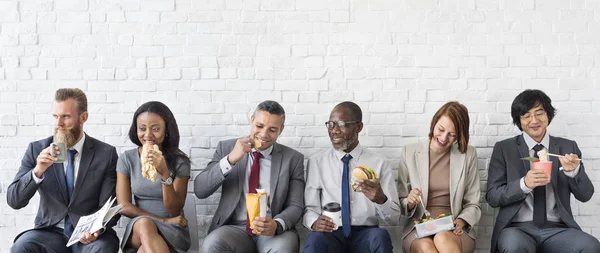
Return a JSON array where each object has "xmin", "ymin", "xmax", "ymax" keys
[{"xmin": 533, "ymin": 161, "xmax": 552, "ymax": 183}]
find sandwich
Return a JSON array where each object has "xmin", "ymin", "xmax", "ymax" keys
[
  {"xmin": 352, "ymin": 165, "xmax": 377, "ymax": 180},
  {"xmin": 141, "ymin": 143, "xmax": 159, "ymax": 182},
  {"xmin": 351, "ymin": 165, "xmax": 377, "ymax": 191}
]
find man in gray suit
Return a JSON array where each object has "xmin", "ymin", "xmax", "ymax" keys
[
  {"xmin": 7, "ymin": 88, "xmax": 119, "ymax": 253},
  {"xmin": 195, "ymin": 100, "xmax": 305, "ymax": 253},
  {"xmin": 486, "ymin": 89, "xmax": 599, "ymax": 253}
]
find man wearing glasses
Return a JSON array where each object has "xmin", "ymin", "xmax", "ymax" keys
[
  {"xmin": 486, "ymin": 89, "xmax": 599, "ymax": 253},
  {"xmin": 303, "ymin": 101, "xmax": 400, "ymax": 253}
]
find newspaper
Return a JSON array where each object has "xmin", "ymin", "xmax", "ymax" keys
[{"xmin": 66, "ymin": 196, "xmax": 122, "ymax": 247}]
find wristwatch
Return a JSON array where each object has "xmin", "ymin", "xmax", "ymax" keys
[
  {"xmin": 275, "ymin": 220, "xmax": 284, "ymax": 235},
  {"xmin": 160, "ymin": 176, "xmax": 173, "ymax": 185}
]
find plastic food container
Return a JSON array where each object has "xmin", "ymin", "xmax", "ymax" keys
[{"xmin": 415, "ymin": 215, "xmax": 455, "ymax": 238}]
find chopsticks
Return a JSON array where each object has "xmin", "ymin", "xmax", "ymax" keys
[
  {"xmin": 418, "ymin": 195, "xmax": 431, "ymax": 218},
  {"xmin": 545, "ymin": 153, "xmax": 582, "ymax": 161}
]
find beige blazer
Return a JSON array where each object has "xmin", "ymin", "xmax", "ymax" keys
[{"xmin": 398, "ymin": 141, "xmax": 481, "ymax": 239}]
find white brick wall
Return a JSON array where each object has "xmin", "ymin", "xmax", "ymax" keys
[{"xmin": 1, "ymin": 0, "xmax": 600, "ymax": 252}]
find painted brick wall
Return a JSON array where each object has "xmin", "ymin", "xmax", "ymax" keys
[{"xmin": 1, "ymin": 0, "xmax": 600, "ymax": 252}]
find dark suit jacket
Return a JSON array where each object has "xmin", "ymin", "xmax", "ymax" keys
[
  {"xmin": 486, "ymin": 135, "xmax": 594, "ymax": 253},
  {"xmin": 7, "ymin": 134, "xmax": 119, "ymax": 240},
  {"xmin": 194, "ymin": 139, "xmax": 305, "ymax": 233}
]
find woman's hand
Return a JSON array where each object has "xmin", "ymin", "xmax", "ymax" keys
[
  {"xmin": 453, "ymin": 218, "xmax": 467, "ymax": 235},
  {"xmin": 145, "ymin": 148, "xmax": 168, "ymax": 178},
  {"xmin": 164, "ymin": 215, "xmax": 188, "ymax": 228},
  {"xmin": 407, "ymin": 188, "xmax": 422, "ymax": 211}
]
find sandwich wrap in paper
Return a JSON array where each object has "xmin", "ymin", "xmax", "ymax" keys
[{"xmin": 141, "ymin": 143, "xmax": 159, "ymax": 182}]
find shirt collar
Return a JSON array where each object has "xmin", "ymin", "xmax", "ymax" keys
[
  {"xmin": 70, "ymin": 132, "xmax": 86, "ymax": 154},
  {"xmin": 522, "ymin": 131, "xmax": 549, "ymax": 150},
  {"xmin": 333, "ymin": 143, "xmax": 363, "ymax": 161},
  {"xmin": 256, "ymin": 143, "xmax": 274, "ymax": 158}
]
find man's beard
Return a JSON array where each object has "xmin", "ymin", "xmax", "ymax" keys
[
  {"xmin": 54, "ymin": 123, "xmax": 82, "ymax": 147},
  {"xmin": 333, "ymin": 135, "xmax": 357, "ymax": 152}
]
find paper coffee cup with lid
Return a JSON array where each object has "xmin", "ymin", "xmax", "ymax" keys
[{"xmin": 323, "ymin": 202, "xmax": 342, "ymax": 229}]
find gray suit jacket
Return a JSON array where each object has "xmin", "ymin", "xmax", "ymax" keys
[
  {"xmin": 399, "ymin": 142, "xmax": 481, "ymax": 240},
  {"xmin": 194, "ymin": 139, "xmax": 305, "ymax": 233},
  {"xmin": 7, "ymin": 134, "xmax": 119, "ymax": 240},
  {"xmin": 486, "ymin": 135, "xmax": 594, "ymax": 253}
]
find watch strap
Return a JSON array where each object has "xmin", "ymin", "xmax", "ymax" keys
[{"xmin": 275, "ymin": 220, "xmax": 284, "ymax": 235}]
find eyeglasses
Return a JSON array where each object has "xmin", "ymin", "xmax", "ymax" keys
[
  {"xmin": 325, "ymin": 121, "xmax": 358, "ymax": 130},
  {"xmin": 520, "ymin": 110, "xmax": 547, "ymax": 123}
]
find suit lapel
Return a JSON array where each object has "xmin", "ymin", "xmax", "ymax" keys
[
  {"xmin": 415, "ymin": 141, "xmax": 430, "ymax": 205},
  {"xmin": 449, "ymin": 144, "xmax": 464, "ymax": 210},
  {"xmin": 517, "ymin": 135, "xmax": 531, "ymax": 175},
  {"xmin": 269, "ymin": 143, "xmax": 282, "ymax": 207},
  {"xmin": 53, "ymin": 163, "xmax": 69, "ymax": 204},
  {"xmin": 71, "ymin": 136, "xmax": 93, "ymax": 204}
]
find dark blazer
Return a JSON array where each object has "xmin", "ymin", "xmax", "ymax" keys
[
  {"xmin": 7, "ymin": 134, "xmax": 119, "ymax": 240},
  {"xmin": 486, "ymin": 134, "xmax": 594, "ymax": 253},
  {"xmin": 194, "ymin": 138, "xmax": 305, "ymax": 233}
]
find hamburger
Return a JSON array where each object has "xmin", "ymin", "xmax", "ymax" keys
[
  {"xmin": 141, "ymin": 143, "xmax": 159, "ymax": 182},
  {"xmin": 351, "ymin": 165, "xmax": 377, "ymax": 191}
]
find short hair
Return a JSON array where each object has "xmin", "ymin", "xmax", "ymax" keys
[
  {"xmin": 511, "ymin": 89, "xmax": 556, "ymax": 131},
  {"xmin": 333, "ymin": 101, "xmax": 362, "ymax": 122},
  {"xmin": 254, "ymin": 100, "xmax": 286, "ymax": 125},
  {"xmin": 128, "ymin": 101, "xmax": 190, "ymax": 171},
  {"xmin": 55, "ymin": 88, "xmax": 87, "ymax": 114},
  {"xmin": 428, "ymin": 101, "xmax": 470, "ymax": 153}
]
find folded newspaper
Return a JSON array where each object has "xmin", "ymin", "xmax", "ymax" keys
[{"xmin": 66, "ymin": 196, "xmax": 122, "ymax": 247}]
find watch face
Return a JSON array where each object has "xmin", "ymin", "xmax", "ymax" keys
[{"xmin": 162, "ymin": 177, "xmax": 173, "ymax": 185}]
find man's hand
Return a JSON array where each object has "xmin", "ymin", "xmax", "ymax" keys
[
  {"xmin": 311, "ymin": 215, "xmax": 336, "ymax": 232},
  {"xmin": 164, "ymin": 215, "xmax": 188, "ymax": 228},
  {"xmin": 559, "ymin": 153, "xmax": 580, "ymax": 172},
  {"xmin": 406, "ymin": 188, "xmax": 422, "ymax": 211},
  {"xmin": 227, "ymin": 137, "xmax": 254, "ymax": 165},
  {"xmin": 79, "ymin": 230, "xmax": 101, "ymax": 245},
  {"xmin": 453, "ymin": 218, "xmax": 467, "ymax": 235},
  {"xmin": 252, "ymin": 216, "xmax": 277, "ymax": 236},
  {"xmin": 33, "ymin": 146, "xmax": 58, "ymax": 178},
  {"xmin": 524, "ymin": 169, "xmax": 549, "ymax": 189},
  {"xmin": 356, "ymin": 179, "xmax": 387, "ymax": 204}
]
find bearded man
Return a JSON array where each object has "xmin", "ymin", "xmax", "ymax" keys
[
  {"xmin": 7, "ymin": 88, "xmax": 120, "ymax": 253},
  {"xmin": 302, "ymin": 101, "xmax": 401, "ymax": 253}
]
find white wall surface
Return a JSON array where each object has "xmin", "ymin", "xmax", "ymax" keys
[{"xmin": 1, "ymin": 0, "xmax": 600, "ymax": 252}]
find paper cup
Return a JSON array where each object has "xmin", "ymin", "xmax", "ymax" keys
[
  {"xmin": 533, "ymin": 161, "xmax": 552, "ymax": 183},
  {"xmin": 323, "ymin": 202, "xmax": 341, "ymax": 229}
]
